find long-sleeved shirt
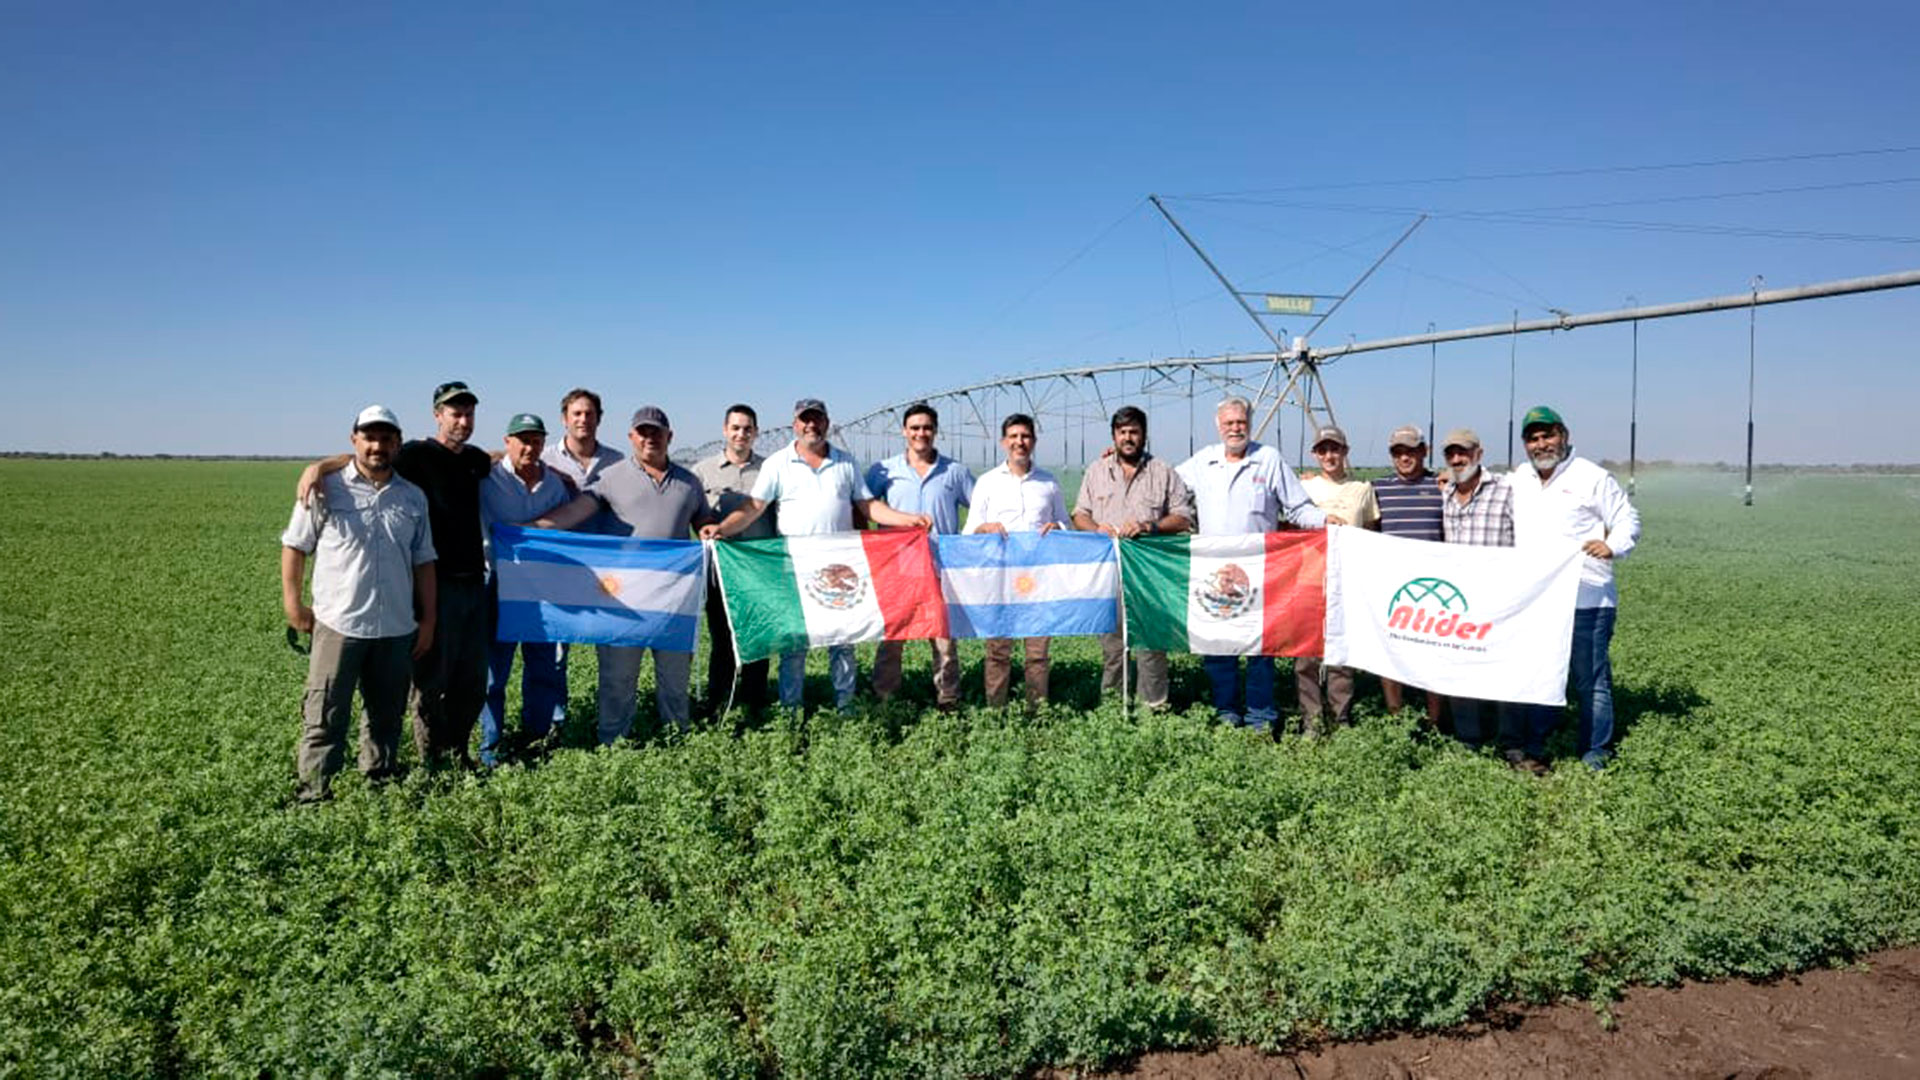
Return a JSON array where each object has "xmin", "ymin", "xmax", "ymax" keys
[
  {"xmin": 1509, "ymin": 454, "xmax": 1640, "ymax": 608},
  {"xmin": 964, "ymin": 464, "xmax": 1068, "ymax": 534}
]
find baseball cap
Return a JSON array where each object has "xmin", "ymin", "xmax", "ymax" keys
[
  {"xmin": 1311, "ymin": 425, "xmax": 1348, "ymax": 449},
  {"xmin": 793, "ymin": 397, "xmax": 828, "ymax": 417},
  {"xmin": 1521, "ymin": 405, "xmax": 1565, "ymax": 432},
  {"xmin": 506, "ymin": 413, "xmax": 546, "ymax": 437},
  {"xmin": 1442, "ymin": 427, "xmax": 1481, "ymax": 451},
  {"xmin": 630, "ymin": 405, "xmax": 671, "ymax": 431},
  {"xmin": 353, "ymin": 404, "xmax": 402, "ymax": 433},
  {"xmin": 432, "ymin": 380, "xmax": 478, "ymax": 408},
  {"xmin": 1387, "ymin": 424, "xmax": 1426, "ymax": 449}
]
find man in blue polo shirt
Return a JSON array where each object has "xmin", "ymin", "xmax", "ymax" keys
[
  {"xmin": 865, "ymin": 402, "xmax": 974, "ymax": 710},
  {"xmin": 1371, "ymin": 423, "xmax": 1446, "ymax": 728},
  {"xmin": 701, "ymin": 397, "xmax": 932, "ymax": 711}
]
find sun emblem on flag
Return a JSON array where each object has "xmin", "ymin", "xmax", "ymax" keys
[
  {"xmin": 598, "ymin": 574, "xmax": 622, "ymax": 596},
  {"xmin": 803, "ymin": 563, "xmax": 867, "ymax": 611},
  {"xmin": 1013, "ymin": 573, "xmax": 1038, "ymax": 597},
  {"xmin": 1194, "ymin": 563, "xmax": 1256, "ymax": 620}
]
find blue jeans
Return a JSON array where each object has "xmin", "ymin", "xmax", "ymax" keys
[
  {"xmin": 1524, "ymin": 606, "xmax": 1616, "ymax": 766},
  {"xmin": 479, "ymin": 640, "xmax": 564, "ymax": 764},
  {"xmin": 1202, "ymin": 655, "xmax": 1277, "ymax": 725},
  {"xmin": 778, "ymin": 645, "xmax": 855, "ymax": 710}
]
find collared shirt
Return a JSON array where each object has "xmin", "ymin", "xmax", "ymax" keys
[
  {"xmin": 964, "ymin": 464, "xmax": 1068, "ymax": 534},
  {"xmin": 480, "ymin": 460, "xmax": 578, "ymax": 570},
  {"xmin": 691, "ymin": 450, "xmax": 778, "ymax": 540},
  {"xmin": 1074, "ymin": 453, "xmax": 1194, "ymax": 531},
  {"xmin": 1509, "ymin": 454, "xmax": 1640, "ymax": 608},
  {"xmin": 281, "ymin": 461, "xmax": 436, "ymax": 639},
  {"xmin": 587, "ymin": 458, "xmax": 717, "ymax": 539},
  {"xmin": 1176, "ymin": 442, "xmax": 1326, "ymax": 535},
  {"xmin": 1372, "ymin": 472, "xmax": 1445, "ymax": 542},
  {"xmin": 541, "ymin": 438, "xmax": 624, "ymax": 489},
  {"xmin": 1440, "ymin": 470, "xmax": 1514, "ymax": 548},
  {"xmin": 395, "ymin": 437, "xmax": 492, "ymax": 577},
  {"xmin": 750, "ymin": 442, "xmax": 873, "ymax": 537},
  {"xmin": 1301, "ymin": 473, "xmax": 1379, "ymax": 529},
  {"xmin": 866, "ymin": 452, "xmax": 975, "ymax": 534}
]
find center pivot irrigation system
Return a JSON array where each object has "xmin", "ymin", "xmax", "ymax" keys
[{"xmin": 681, "ymin": 196, "xmax": 1920, "ymax": 505}]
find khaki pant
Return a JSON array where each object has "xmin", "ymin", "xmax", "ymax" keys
[
  {"xmin": 298, "ymin": 623, "xmax": 412, "ymax": 801},
  {"xmin": 1294, "ymin": 656, "xmax": 1354, "ymax": 734},
  {"xmin": 872, "ymin": 638, "xmax": 961, "ymax": 706},
  {"xmin": 1099, "ymin": 632, "xmax": 1169, "ymax": 709},
  {"xmin": 410, "ymin": 576, "xmax": 489, "ymax": 764},
  {"xmin": 984, "ymin": 637, "xmax": 1050, "ymax": 707}
]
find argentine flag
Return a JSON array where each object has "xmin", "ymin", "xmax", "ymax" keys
[
  {"xmin": 492, "ymin": 525, "xmax": 706, "ymax": 650},
  {"xmin": 935, "ymin": 531, "xmax": 1119, "ymax": 640}
]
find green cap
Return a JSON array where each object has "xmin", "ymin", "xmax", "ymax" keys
[
  {"xmin": 505, "ymin": 412, "xmax": 546, "ymax": 437},
  {"xmin": 432, "ymin": 380, "xmax": 478, "ymax": 408},
  {"xmin": 1521, "ymin": 405, "xmax": 1564, "ymax": 432}
]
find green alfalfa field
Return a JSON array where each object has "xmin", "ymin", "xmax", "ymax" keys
[{"xmin": 1, "ymin": 460, "xmax": 1917, "ymax": 1077}]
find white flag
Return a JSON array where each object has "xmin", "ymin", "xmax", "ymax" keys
[{"xmin": 1323, "ymin": 527, "xmax": 1584, "ymax": 706}]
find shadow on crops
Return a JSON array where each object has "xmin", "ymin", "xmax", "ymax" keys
[{"xmin": 1613, "ymin": 676, "xmax": 1710, "ymax": 737}]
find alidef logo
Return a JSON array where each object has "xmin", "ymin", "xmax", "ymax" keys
[{"xmin": 1387, "ymin": 577, "xmax": 1494, "ymax": 641}]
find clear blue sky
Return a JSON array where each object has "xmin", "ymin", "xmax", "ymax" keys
[{"xmin": 5, "ymin": 1, "xmax": 1919, "ymax": 464}]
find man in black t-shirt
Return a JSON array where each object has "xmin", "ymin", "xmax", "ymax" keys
[{"xmin": 298, "ymin": 381, "xmax": 493, "ymax": 768}]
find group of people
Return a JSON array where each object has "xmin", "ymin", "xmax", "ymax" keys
[{"xmin": 279, "ymin": 380, "xmax": 1639, "ymax": 803}]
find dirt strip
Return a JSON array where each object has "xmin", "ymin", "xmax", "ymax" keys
[{"xmin": 1094, "ymin": 947, "xmax": 1920, "ymax": 1079}]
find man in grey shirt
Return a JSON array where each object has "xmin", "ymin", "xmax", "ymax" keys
[
  {"xmin": 689, "ymin": 403, "xmax": 775, "ymax": 716},
  {"xmin": 537, "ymin": 387, "xmax": 623, "ymax": 721},
  {"xmin": 280, "ymin": 405, "xmax": 438, "ymax": 803},
  {"xmin": 578, "ymin": 406, "xmax": 718, "ymax": 741}
]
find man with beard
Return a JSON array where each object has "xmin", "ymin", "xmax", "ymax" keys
[
  {"xmin": 1177, "ymin": 397, "xmax": 1336, "ymax": 733},
  {"xmin": 966, "ymin": 414, "xmax": 1068, "ymax": 710},
  {"xmin": 1371, "ymin": 424, "xmax": 1447, "ymax": 729},
  {"xmin": 1295, "ymin": 425, "xmax": 1378, "ymax": 734},
  {"xmin": 700, "ymin": 398, "xmax": 931, "ymax": 712},
  {"xmin": 1510, "ymin": 406, "xmax": 1640, "ymax": 769},
  {"xmin": 281, "ymin": 405, "xmax": 437, "ymax": 803},
  {"xmin": 691, "ymin": 403, "xmax": 776, "ymax": 716},
  {"xmin": 1072, "ymin": 406, "xmax": 1195, "ymax": 711},
  {"xmin": 1436, "ymin": 428, "xmax": 1520, "ymax": 759},
  {"xmin": 299, "ymin": 381, "xmax": 492, "ymax": 767},
  {"xmin": 865, "ymin": 402, "xmax": 974, "ymax": 711}
]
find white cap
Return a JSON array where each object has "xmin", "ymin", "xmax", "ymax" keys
[{"xmin": 353, "ymin": 404, "xmax": 402, "ymax": 433}]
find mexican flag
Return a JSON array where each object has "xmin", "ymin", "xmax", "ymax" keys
[
  {"xmin": 713, "ymin": 528, "xmax": 949, "ymax": 663},
  {"xmin": 1120, "ymin": 532, "xmax": 1327, "ymax": 657}
]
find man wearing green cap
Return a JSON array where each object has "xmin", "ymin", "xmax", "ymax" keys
[
  {"xmin": 1510, "ymin": 406, "xmax": 1641, "ymax": 769},
  {"xmin": 477, "ymin": 413, "xmax": 581, "ymax": 765}
]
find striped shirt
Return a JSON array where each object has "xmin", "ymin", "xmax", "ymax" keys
[
  {"xmin": 1440, "ymin": 471, "xmax": 1514, "ymax": 547},
  {"xmin": 1372, "ymin": 472, "xmax": 1444, "ymax": 541}
]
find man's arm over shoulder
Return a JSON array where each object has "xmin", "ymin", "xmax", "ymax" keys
[{"xmin": 295, "ymin": 455, "xmax": 351, "ymax": 506}]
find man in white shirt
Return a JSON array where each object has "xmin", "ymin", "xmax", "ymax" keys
[
  {"xmin": 967, "ymin": 414, "xmax": 1069, "ymax": 709},
  {"xmin": 1177, "ymin": 397, "xmax": 1338, "ymax": 732},
  {"xmin": 1509, "ymin": 405, "xmax": 1641, "ymax": 769},
  {"xmin": 701, "ymin": 397, "xmax": 931, "ymax": 711}
]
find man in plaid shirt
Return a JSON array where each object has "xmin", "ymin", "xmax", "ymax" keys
[{"xmin": 1437, "ymin": 428, "xmax": 1523, "ymax": 761}]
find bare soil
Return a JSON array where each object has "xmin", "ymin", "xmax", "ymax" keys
[{"xmin": 1091, "ymin": 947, "xmax": 1920, "ymax": 1079}]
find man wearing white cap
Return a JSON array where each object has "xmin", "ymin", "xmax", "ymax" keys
[
  {"xmin": 280, "ymin": 406, "xmax": 438, "ymax": 803},
  {"xmin": 1296, "ymin": 424, "xmax": 1377, "ymax": 734},
  {"xmin": 701, "ymin": 397, "xmax": 931, "ymax": 711}
]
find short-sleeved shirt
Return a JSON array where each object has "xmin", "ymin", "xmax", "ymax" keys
[
  {"xmin": 965, "ymin": 464, "xmax": 1068, "ymax": 534},
  {"xmin": 541, "ymin": 439, "xmax": 624, "ymax": 490},
  {"xmin": 1441, "ymin": 472, "xmax": 1515, "ymax": 548},
  {"xmin": 1372, "ymin": 472, "xmax": 1445, "ymax": 542},
  {"xmin": 691, "ymin": 451, "xmax": 778, "ymax": 540},
  {"xmin": 1301, "ymin": 473, "xmax": 1379, "ymax": 529},
  {"xmin": 866, "ymin": 453, "xmax": 974, "ymax": 534},
  {"xmin": 1176, "ymin": 442, "xmax": 1327, "ymax": 535},
  {"xmin": 750, "ymin": 442, "xmax": 873, "ymax": 537},
  {"xmin": 1073, "ymin": 454, "xmax": 1194, "ymax": 531},
  {"xmin": 587, "ymin": 458, "xmax": 716, "ymax": 539},
  {"xmin": 480, "ymin": 461, "xmax": 578, "ymax": 569},
  {"xmin": 281, "ymin": 462, "xmax": 436, "ymax": 639},
  {"xmin": 395, "ymin": 437, "xmax": 492, "ymax": 578}
]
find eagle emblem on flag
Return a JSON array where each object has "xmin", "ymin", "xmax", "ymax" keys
[{"xmin": 803, "ymin": 563, "xmax": 867, "ymax": 611}]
